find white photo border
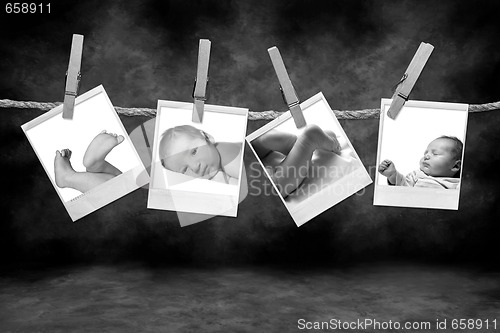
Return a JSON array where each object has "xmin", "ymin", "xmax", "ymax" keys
[
  {"xmin": 373, "ymin": 98, "xmax": 469, "ymax": 210},
  {"xmin": 21, "ymin": 85, "xmax": 149, "ymax": 221},
  {"xmin": 147, "ymin": 100, "xmax": 248, "ymax": 217},
  {"xmin": 246, "ymin": 92, "xmax": 372, "ymax": 227}
]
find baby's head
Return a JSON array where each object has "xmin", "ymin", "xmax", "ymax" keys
[
  {"xmin": 420, "ymin": 136, "xmax": 463, "ymax": 178},
  {"xmin": 159, "ymin": 125, "xmax": 221, "ymax": 179}
]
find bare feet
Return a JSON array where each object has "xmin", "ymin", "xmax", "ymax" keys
[
  {"xmin": 323, "ymin": 129, "xmax": 342, "ymax": 154},
  {"xmin": 54, "ymin": 149, "xmax": 76, "ymax": 188},
  {"xmin": 83, "ymin": 130, "xmax": 124, "ymax": 174},
  {"xmin": 301, "ymin": 125, "xmax": 341, "ymax": 154}
]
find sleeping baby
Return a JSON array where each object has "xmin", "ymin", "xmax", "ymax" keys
[
  {"xmin": 378, "ymin": 136, "xmax": 463, "ymax": 189},
  {"xmin": 159, "ymin": 125, "xmax": 241, "ymax": 185}
]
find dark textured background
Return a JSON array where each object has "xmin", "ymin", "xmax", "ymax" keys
[{"xmin": 1, "ymin": 0, "xmax": 499, "ymax": 267}]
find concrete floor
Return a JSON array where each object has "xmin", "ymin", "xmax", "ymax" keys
[{"xmin": 0, "ymin": 263, "xmax": 499, "ymax": 332}]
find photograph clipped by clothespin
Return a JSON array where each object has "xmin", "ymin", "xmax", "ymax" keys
[
  {"xmin": 387, "ymin": 42, "xmax": 434, "ymax": 120},
  {"xmin": 268, "ymin": 46, "xmax": 306, "ymax": 129},
  {"xmin": 62, "ymin": 34, "xmax": 84, "ymax": 120},
  {"xmin": 192, "ymin": 39, "xmax": 211, "ymax": 123}
]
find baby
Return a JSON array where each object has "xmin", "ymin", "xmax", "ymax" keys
[
  {"xmin": 54, "ymin": 130, "xmax": 124, "ymax": 193},
  {"xmin": 158, "ymin": 125, "xmax": 241, "ymax": 185},
  {"xmin": 378, "ymin": 136, "xmax": 463, "ymax": 189},
  {"xmin": 252, "ymin": 124, "xmax": 342, "ymax": 197}
]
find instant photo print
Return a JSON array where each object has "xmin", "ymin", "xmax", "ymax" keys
[
  {"xmin": 21, "ymin": 85, "xmax": 149, "ymax": 221},
  {"xmin": 247, "ymin": 92, "xmax": 372, "ymax": 227},
  {"xmin": 148, "ymin": 100, "xmax": 248, "ymax": 219},
  {"xmin": 374, "ymin": 99, "xmax": 468, "ymax": 210}
]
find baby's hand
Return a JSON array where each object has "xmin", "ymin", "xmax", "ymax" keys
[{"xmin": 378, "ymin": 159, "xmax": 396, "ymax": 177}]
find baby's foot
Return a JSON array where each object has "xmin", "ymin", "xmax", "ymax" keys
[
  {"xmin": 301, "ymin": 125, "xmax": 341, "ymax": 153},
  {"xmin": 54, "ymin": 149, "xmax": 76, "ymax": 188},
  {"xmin": 83, "ymin": 130, "xmax": 124, "ymax": 173},
  {"xmin": 323, "ymin": 130, "xmax": 342, "ymax": 154}
]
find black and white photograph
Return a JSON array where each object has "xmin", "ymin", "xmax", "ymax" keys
[
  {"xmin": 247, "ymin": 92, "xmax": 372, "ymax": 226},
  {"xmin": 2, "ymin": 0, "xmax": 500, "ymax": 331},
  {"xmin": 21, "ymin": 85, "xmax": 149, "ymax": 221},
  {"xmin": 148, "ymin": 100, "xmax": 248, "ymax": 217},
  {"xmin": 374, "ymin": 99, "xmax": 468, "ymax": 210}
]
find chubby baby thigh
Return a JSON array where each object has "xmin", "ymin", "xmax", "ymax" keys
[{"xmin": 261, "ymin": 151, "xmax": 286, "ymax": 169}]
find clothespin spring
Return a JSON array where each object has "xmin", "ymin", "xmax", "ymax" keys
[
  {"xmin": 392, "ymin": 73, "xmax": 408, "ymax": 92},
  {"xmin": 391, "ymin": 73, "xmax": 409, "ymax": 101},
  {"xmin": 279, "ymin": 86, "xmax": 300, "ymax": 109},
  {"xmin": 64, "ymin": 70, "xmax": 81, "ymax": 97},
  {"xmin": 397, "ymin": 92, "xmax": 409, "ymax": 101},
  {"xmin": 192, "ymin": 77, "xmax": 210, "ymax": 101}
]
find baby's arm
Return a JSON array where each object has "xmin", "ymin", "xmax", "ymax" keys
[
  {"xmin": 209, "ymin": 170, "xmax": 238, "ymax": 185},
  {"xmin": 378, "ymin": 159, "xmax": 399, "ymax": 185},
  {"xmin": 210, "ymin": 170, "xmax": 227, "ymax": 183},
  {"xmin": 226, "ymin": 175, "xmax": 238, "ymax": 185},
  {"xmin": 378, "ymin": 160, "xmax": 415, "ymax": 186}
]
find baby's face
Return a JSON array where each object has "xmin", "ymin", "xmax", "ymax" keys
[
  {"xmin": 419, "ymin": 138, "xmax": 460, "ymax": 177},
  {"xmin": 161, "ymin": 131, "xmax": 221, "ymax": 179}
]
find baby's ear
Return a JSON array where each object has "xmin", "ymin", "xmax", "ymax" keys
[
  {"xmin": 452, "ymin": 159, "xmax": 461, "ymax": 173},
  {"xmin": 201, "ymin": 130, "xmax": 216, "ymax": 144}
]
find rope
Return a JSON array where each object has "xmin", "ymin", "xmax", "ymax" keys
[{"xmin": 1, "ymin": 99, "xmax": 499, "ymax": 120}]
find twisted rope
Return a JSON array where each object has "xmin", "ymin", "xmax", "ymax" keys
[{"xmin": 1, "ymin": 99, "xmax": 499, "ymax": 120}]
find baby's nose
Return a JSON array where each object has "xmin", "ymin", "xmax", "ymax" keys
[{"xmin": 190, "ymin": 162, "xmax": 201, "ymax": 174}]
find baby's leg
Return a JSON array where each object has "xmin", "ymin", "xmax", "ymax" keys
[
  {"xmin": 54, "ymin": 149, "xmax": 115, "ymax": 193},
  {"xmin": 252, "ymin": 129, "xmax": 298, "ymax": 159},
  {"xmin": 271, "ymin": 125, "xmax": 340, "ymax": 197},
  {"xmin": 83, "ymin": 130, "xmax": 124, "ymax": 175}
]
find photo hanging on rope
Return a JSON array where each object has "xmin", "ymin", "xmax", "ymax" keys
[
  {"xmin": 21, "ymin": 85, "xmax": 149, "ymax": 221},
  {"xmin": 246, "ymin": 92, "xmax": 372, "ymax": 227},
  {"xmin": 374, "ymin": 99, "xmax": 468, "ymax": 210},
  {"xmin": 148, "ymin": 100, "xmax": 248, "ymax": 220}
]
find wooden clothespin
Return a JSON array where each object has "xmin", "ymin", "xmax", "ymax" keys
[
  {"xmin": 268, "ymin": 46, "xmax": 306, "ymax": 128},
  {"xmin": 387, "ymin": 42, "xmax": 434, "ymax": 120},
  {"xmin": 62, "ymin": 34, "xmax": 84, "ymax": 119},
  {"xmin": 192, "ymin": 39, "xmax": 211, "ymax": 123}
]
